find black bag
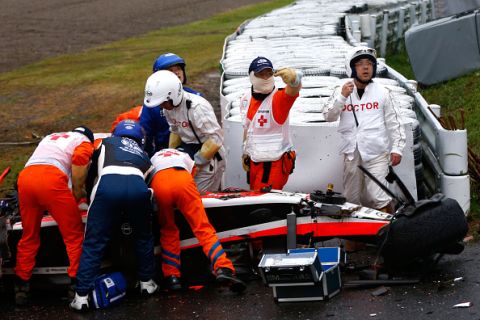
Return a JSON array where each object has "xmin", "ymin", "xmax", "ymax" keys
[
  {"xmin": 177, "ymin": 142, "xmax": 201, "ymax": 160},
  {"xmin": 378, "ymin": 194, "xmax": 468, "ymax": 266}
]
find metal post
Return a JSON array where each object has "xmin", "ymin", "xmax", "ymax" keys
[
  {"xmin": 397, "ymin": 7, "xmax": 405, "ymax": 50},
  {"xmin": 286, "ymin": 211, "xmax": 296, "ymax": 251},
  {"xmin": 421, "ymin": 0, "xmax": 427, "ymax": 24},
  {"xmin": 369, "ymin": 14, "xmax": 377, "ymax": 48},
  {"xmin": 360, "ymin": 14, "xmax": 371, "ymax": 38},
  {"xmin": 380, "ymin": 10, "xmax": 389, "ymax": 57},
  {"xmin": 429, "ymin": 0, "xmax": 436, "ymax": 20},
  {"xmin": 410, "ymin": 2, "xmax": 417, "ymax": 27}
]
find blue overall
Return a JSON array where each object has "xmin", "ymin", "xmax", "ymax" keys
[
  {"xmin": 76, "ymin": 136, "xmax": 155, "ymax": 295},
  {"xmin": 140, "ymin": 106, "xmax": 170, "ymax": 156}
]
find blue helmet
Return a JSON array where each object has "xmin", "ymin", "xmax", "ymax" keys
[
  {"xmin": 152, "ymin": 53, "xmax": 187, "ymax": 84},
  {"xmin": 112, "ymin": 120, "xmax": 145, "ymax": 147}
]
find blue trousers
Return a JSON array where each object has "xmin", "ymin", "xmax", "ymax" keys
[{"xmin": 76, "ymin": 174, "xmax": 155, "ymax": 295}]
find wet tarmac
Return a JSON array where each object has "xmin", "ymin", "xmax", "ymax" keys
[{"xmin": 1, "ymin": 241, "xmax": 479, "ymax": 320}]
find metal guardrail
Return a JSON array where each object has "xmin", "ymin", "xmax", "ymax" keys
[
  {"xmin": 219, "ymin": 0, "xmax": 470, "ymax": 213},
  {"xmin": 387, "ymin": 67, "xmax": 469, "ymax": 176},
  {"xmin": 346, "ymin": 0, "xmax": 436, "ymax": 56}
]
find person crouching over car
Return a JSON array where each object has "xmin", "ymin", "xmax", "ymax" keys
[
  {"xmin": 15, "ymin": 126, "xmax": 95, "ymax": 306},
  {"xmin": 70, "ymin": 120, "xmax": 158, "ymax": 312},
  {"xmin": 149, "ymin": 148, "xmax": 246, "ymax": 293}
]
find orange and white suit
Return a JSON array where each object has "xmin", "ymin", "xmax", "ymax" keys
[
  {"xmin": 150, "ymin": 148, "xmax": 234, "ymax": 278},
  {"xmin": 240, "ymin": 88, "xmax": 298, "ymax": 190},
  {"xmin": 15, "ymin": 130, "xmax": 93, "ymax": 281}
]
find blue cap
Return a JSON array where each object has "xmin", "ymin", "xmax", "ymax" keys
[{"xmin": 248, "ymin": 57, "xmax": 274, "ymax": 74}]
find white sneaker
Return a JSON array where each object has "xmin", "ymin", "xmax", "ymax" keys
[
  {"xmin": 70, "ymin": 293, "xmax": 89, "ymax": 312},
  {"xmin": 138, "ymin": 279, "xmax": 158, "ymax": 295}
]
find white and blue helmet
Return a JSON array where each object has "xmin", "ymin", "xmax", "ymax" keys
[{"xmin": 112, "ymin": 120, "xmax": 145, "ymax": 147}]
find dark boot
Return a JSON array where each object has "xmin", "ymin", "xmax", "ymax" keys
[
  {"xmin": 215, "ymin": 268, "xmax": 246, "ymax": 293},
  {"xmin": 67, "ymin": 277, "xmax": 76, "ymax": 300},
  {"xmin": 165, "ymin": 275, "xmax": 182, "ymax": 291},
  {"xmin": 14, "ymin": 277, "xmax": 30, "ymax": 306}
]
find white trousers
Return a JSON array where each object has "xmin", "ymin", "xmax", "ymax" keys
[
  {"xmin": 343, "ymin": 149, "xmax": 391, "ymax": 209},
  {"xmin": 194, "ymin": 157, "xmax": 225, "ymax": 192}
]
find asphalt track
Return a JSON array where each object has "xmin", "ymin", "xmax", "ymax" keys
[
  {"xmin": 0, "ymin": 0, "xmax": 269, "ymax": 73},
  {"xmin": 0, "ymin": 242, "xmax": 479, "ymax": 320}
]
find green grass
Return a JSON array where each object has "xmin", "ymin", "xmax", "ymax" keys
[
  {"xmin": 0, "ymin": 0, "xmax": 294, "ymax": 194},
  {"xmin": 386, "ymin": 49, "xmax": 480, "ymax": 153}
]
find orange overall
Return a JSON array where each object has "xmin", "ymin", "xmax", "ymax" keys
[
  {"xmin": 15, "ymin": 140, "xmax": 93, "ymax": 281},
  {"xmin": 151, "ymin": 167, "xmax": 234, "ymax": 278},
  {"xmin": 246, "ymin": 89, "xmax": 298, "ymax": 190},
  {"xmin": 110, "ymin": 105, "xmax": 142, "ymax": 132}
]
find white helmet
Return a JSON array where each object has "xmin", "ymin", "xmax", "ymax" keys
[
  {"xmin": 345, "ymin": 46, "xmax": 377, "ymax": 78},
  {"xmin": 144, "ymin": 70, "xmax": 183, "ymax": 108}
]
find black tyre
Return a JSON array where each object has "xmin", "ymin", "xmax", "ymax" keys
[
  {"xmin": 413, "ymin": 143, "xmax": 422, "ymax": 165},
  {"xmin": 378, "ymin": 195, "xmax": 468, "ymax": 267}
]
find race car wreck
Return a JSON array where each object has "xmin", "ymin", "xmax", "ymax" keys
[{"xmin": 0, "ymin": 178, "xmax": 468, "ymax": 293}]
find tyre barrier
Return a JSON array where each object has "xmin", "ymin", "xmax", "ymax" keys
[
  {"xmin": 411, "ymin": 119, "xmax": 421, "ymax": 144},
  {"xmin": 413, "ymin": 143, "xmax": 422, "ymax": 165}
]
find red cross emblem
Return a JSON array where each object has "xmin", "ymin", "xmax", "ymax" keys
[
  {"xmin": 50, "ymin": 133, "xmax": 70, "ymax": 141},
  {"xmin": 257, "ymin": 115, "xmax": 268, "ymax": 127},
  {"xmin": 161, "ymin": 150, "xmax": 179, "ymax": 157}
]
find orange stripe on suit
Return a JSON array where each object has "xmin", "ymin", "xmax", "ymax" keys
[{"xmin": 151, "ymin": 168, "xmax": 233, "ymax": 277}]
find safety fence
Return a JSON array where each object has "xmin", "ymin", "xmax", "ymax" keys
[
  {"xmin": 345, "ymin": 0, "xmax": 436, "ymax": 56},
  {"xmin": 219, "ymin": 0, "xmax": 470, "ymax": 213}
]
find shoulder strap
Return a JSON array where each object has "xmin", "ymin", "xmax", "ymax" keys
[
  {"xmin": 349, "ymin": 95, "xmax": 359, "ymax": 127},
  {"xmin": 185, "ymin": 99, "xmax": 202, "ymax": 144}
]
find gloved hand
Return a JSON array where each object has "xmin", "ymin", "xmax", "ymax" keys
[
  {"xmin": 242, "ymin": 154, "xmax": 250, "ymax": 172},
  {"xmin": 169, "ymin": 133, "xmax": 182, "ymax": 149},
  {"xmin": 194, "ymin": 151, "xmax": 210, "ymax": 167},
  {"xmin": 195, "ymin": 138, "xmax": 221, "ymax": 166},
  {"xmin": 274, "ymin": 67, "xmax": 302, "ymax": 87}
]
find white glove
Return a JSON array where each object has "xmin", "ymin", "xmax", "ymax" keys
[{"xmin": 194, "ymin": 151, "xmax": 210, "ymax": 166}]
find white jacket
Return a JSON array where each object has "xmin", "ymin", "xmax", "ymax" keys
[
  {"xmin": 164, "ymin": 92, "xmax": 224, "ymax": 148},
  {"xmin": 324, "ymin": 79, "xmax": 406, "ymax": 162},
  {"xmin": 25, "ymin": 131, "xmax": 91, "ymax": 177},
  {"xmin": 164, "ymin": 91, "xmax": 225, "ymax": 191},
  {"xmin": 151, "ymin": 148, "xmax": 195, "ymax": 174}
]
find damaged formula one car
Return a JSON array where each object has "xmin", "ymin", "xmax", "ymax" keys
[
  {"xmin": 0, "ymin": 170, "xmax": 468, "ymax": 290},
  {"xmin": 0, "ymin": 182, "xmax": 392, "ymax": 284}
]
